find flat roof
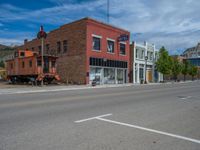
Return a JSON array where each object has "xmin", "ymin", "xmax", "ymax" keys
[{"xmin": 60, "ymin": 17, "xmax": 130, "ymax": 33}]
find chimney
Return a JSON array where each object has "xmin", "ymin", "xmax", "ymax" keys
[{"xmin": 24, "ymin": 39, "xmax": 28, "ymax": 44}]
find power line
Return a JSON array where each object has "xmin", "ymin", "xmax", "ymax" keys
[{"xmin": 107, "ymin": 0, "xmax": 109, "ymax": 23}]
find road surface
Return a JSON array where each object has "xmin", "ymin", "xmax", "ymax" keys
[{"xmin": 0, "ymin": 82, "xmax": 200, "ymax": 150}]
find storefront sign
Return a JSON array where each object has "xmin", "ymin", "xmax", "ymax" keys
[{"xmin": 118, "ymin": 34, "xmax": 129, "ymax": 41}]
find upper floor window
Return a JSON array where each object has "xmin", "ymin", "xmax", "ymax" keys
[
  {"xmin": 57, "ymin": 41, "xmax": 61, "ymax": 54},
  {"xmin": 63, "ymin": 40, "xmax": 68, "ymax": 53},
  {"xmin": 107, "ymin": 40, "xmax": 114, "ymax": 53},
  {"xmin": 147, "ymin": 51, "xmax": 153, "ymax": 61},
  {"xmin": 150, "ymin": 52, "xmax": 153, "ymax": 60},
  {"xmin": 136, "ymin": 49, "xmax": 138, "ymax": 58},
  {"xmin": 22, "ymin": 61, "xmax": 25, "ymax": 68},
  {"xmin": 10, "ymin": 63, "xmax": 13, "ymax": 69},
  {"xmin": 52, "ymin": 61, "xmax": 56, "ymax": 67},
  {"xmin": 37, "ymin": 60, "xmax": 41, "ymax": 66},
  {"xmin": 120, "ymin": 43, "xmax": 126, "ymax": 55},
  {"xmin": 46, "ymin": 44, "xmax": 50, "ymax": 54},
  {"xmin": 29, "ymin": 60, "xmax": 32, "ymax": 67},
  {"xmin": 20, "ymin": 52, "xmax": 25, "ymax": 57},
  {"xmin": 93, "ymin": 37, "xmax": 101, "ymax": 51},
  {"xmin": 38, "ymin": 45, "xmax": 41, "ymax": 55},
  {"xmin": 142, "ymin": 50, "xmax": 144, "ymax": 59}
]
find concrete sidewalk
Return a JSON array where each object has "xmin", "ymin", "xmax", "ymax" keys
[
  {"xmin": 0, "ymin": 80, "xmax": 198, "ymax": 95},
  {"xmin": 0, "ymin": 83, "xmax": 133, "ymax": 95}
]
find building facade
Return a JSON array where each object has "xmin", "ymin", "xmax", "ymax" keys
[
  {"xmin": 130, "ymin": 41, "xmax": 162, "ymax": 84},
  {"xmin": 182, "ymin": 43, "xmax": 200, "ymax": 58},
  {"xmin": 181, "ymin": 42, "xmax": 200, "ymax": 80},
  {"xmin": 17, "ymin": 18, "xmax": 130, "ymax": 85}
]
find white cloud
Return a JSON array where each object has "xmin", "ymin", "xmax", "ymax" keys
[
  {"xmin": 0, "ymin": 38, "xmax": 23, "ymax": 46},
  {"xmin": 0, "ymin": 0, "xmax": 200, "ymax": 54}
]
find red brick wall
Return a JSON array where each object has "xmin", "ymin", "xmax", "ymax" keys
[
  {"xmin": 17, "ymin": 18, "xmax": 131, "ymax": 84},
  {"xmin": 18, "ymin": 19, "xmax": 88, "ymax": 84},
  {"xmin": 85, "ymin": 19, "xmax": 130, "ymax": 83}
]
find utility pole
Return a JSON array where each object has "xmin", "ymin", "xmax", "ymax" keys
[
  {"xmin": 37, "ymin": 25, "xmax": 47, "ymax": 86},
  {"xmin": 41, "ymin": 37, "xmax": 44, "ymax": 86},
  {"xmin": 107, "ymin": 0, "xmax": 109, "ymax": 23}
]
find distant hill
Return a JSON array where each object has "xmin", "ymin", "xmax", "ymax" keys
[{"xmin": 0, "ymin": 44, "xmax": 15, "ymax": 61}]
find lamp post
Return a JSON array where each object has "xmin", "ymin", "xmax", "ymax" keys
[
  {"xmin": 144, "ymin": 56, "xmax": 148, "ymax": 84},
  {"xmin": 37, "ymin": 26, "xmax": 47, "ymax": 86}
]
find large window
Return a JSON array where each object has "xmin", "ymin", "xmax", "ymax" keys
[
  {"xmin": 29, "ymin": 60, "xmax": 32, "ymax": 67},
  {"xmin": 63, "ymin": 40, "xmax": 68, "ymax": 53},
  {"xmin": 120, "ymin": 43, "xmax": 126, "ymax": 55},
  {"xmin": 22, "ymin": 61, "xmax": 25, "ymax": 68},
  {"xmin": 93, "ymin": 37, "xmax": 101, "ymax": 51},
  {"xmin": 90, "ymin": 68, "xmax": 102, "ymax": 85},
  {"xmin": 38, "ymin": 46, "xmax": 41, "ymax": 54},
  {"xmin": 20, "ymin": 52, "xmax": 25, "ymax": 57},
  {"xmin": 37, "ymin": 60, "xmax": 41, "ymax": 66},
  {"xmin": 57, "ymin": 41, "xmax": 61, "ymax": 54},
  {"xmin": 90, "ymin": 57, "xmax": 127, "ymax": 68},
  {"xmin": 139, "ymin": 68, "xmax": 144, "ymax": 80},
  {"xmin": 10, "ymin": 63, "xmax": 13, "ymax": 69},
  {"xmin": 46, "ymin": 44, "xmax": 50, "ymax": 54},
  {"xmin": 117, "ymin": 69, "xmax": 124, "ymax": 84},
  {"xmin": 104, "ymin": 68, "xmax": 115, "ymax": 84},
  {"xmin": 107, "ymin": 40, "xmax": 114, "ymax": 53},
  {"xmin": 52, "ymin": 61, "xmax": 56, "ymax": 67}
]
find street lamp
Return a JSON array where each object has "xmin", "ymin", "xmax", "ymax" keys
[
  {"xmin": 144, "ymin": 56, "xmax": 148, "ymax": 84},
  {"xmin": 37, "ymin": 26, "xmax": 47, "ymax": 86}
]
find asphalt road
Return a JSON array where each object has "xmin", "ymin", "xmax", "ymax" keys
[{"xmin": 0, "ymin": 82, "xmax": 200, "ymax": 150}]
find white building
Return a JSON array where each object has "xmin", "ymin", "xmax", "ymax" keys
[{"xmin": 131, "ymin": 41, "xmax": 163, "ymax": 84}]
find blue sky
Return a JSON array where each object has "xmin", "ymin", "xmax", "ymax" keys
[{"xmin": 0, "ymin": 0, "xmax": 200, "ymax": 54}]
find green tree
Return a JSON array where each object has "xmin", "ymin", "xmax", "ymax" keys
[
  {"xmin": 171, "ymin": 58, "xmax": 182, "ymax": 82},
  {"xmin": 181, "ymin": 60, "xmax": 189, "ymax": 81},
  {"xmin": 188, "ymin": 65, "xmax": 198, "ymax": 81},
  {"xmin": 156, "ymin": 46, "xmax": 172, "ymax": 81}
]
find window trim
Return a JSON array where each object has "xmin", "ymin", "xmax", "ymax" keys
[
  {"xmin": 92, "ymin": 34, "xmax": 102, "ymax": 39},
  {"xmin": 119, "ymin": 41, "xmax": 127, "ymax": 45},
  {"xmin": 106, "ymin": 38, "xmax": 115, "ymax": 42}
]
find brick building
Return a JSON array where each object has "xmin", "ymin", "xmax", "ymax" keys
[{"xmin": 18, "ymin": 18, "xmax": 130, "ymax": 85}]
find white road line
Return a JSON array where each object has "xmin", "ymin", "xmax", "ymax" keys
[
  {"xmin": 181, "ymin": 96, "xmax": 192, "ymax": 100},
  {"xmin": 96, "ymin": 117, "xmax": 200, "ymax": 144},
  {"xmin": 74, "ymin": 114, "xmax": 112, "ymax": 123}
]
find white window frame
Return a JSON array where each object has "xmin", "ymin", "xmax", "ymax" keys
[
  {"xmin": 92, "ymin": 35, "xmax": 101, "ymax": 51},
  {"xmin": 92, "ymin": 34, "xmax": 102, "ymax": 39}
]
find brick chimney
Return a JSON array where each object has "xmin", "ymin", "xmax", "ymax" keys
[{"xmin": 24, "ymin": 39, "xmax": 28, "ymax": 44}]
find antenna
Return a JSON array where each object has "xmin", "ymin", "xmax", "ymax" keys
[{"xmin": 107, "ymin": 0, "xmax": 109, "ymax": 23}]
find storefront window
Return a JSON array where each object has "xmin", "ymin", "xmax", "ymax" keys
[
  {"xmin": 139, "ymin": 68, "xmax": 144, "ymax": 80},
  {"xmin": 104, "ymin": 68, "xmax": 115, "ymax": 84},
  {"xmin": 117, "ymin": 69, "xmax": 124, "ymax": 84},
  {"xmin": 90, "ymin": 67, "xmax": 102, "ymax": 85}
]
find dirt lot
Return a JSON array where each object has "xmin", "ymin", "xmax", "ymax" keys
[
  {"xmin": 0, "ymin": 80, "xmax": 66, "ymax": 89},
  {"xmin": 0, "ymin": 81, "xmax": 35, "ymax": 89}
]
